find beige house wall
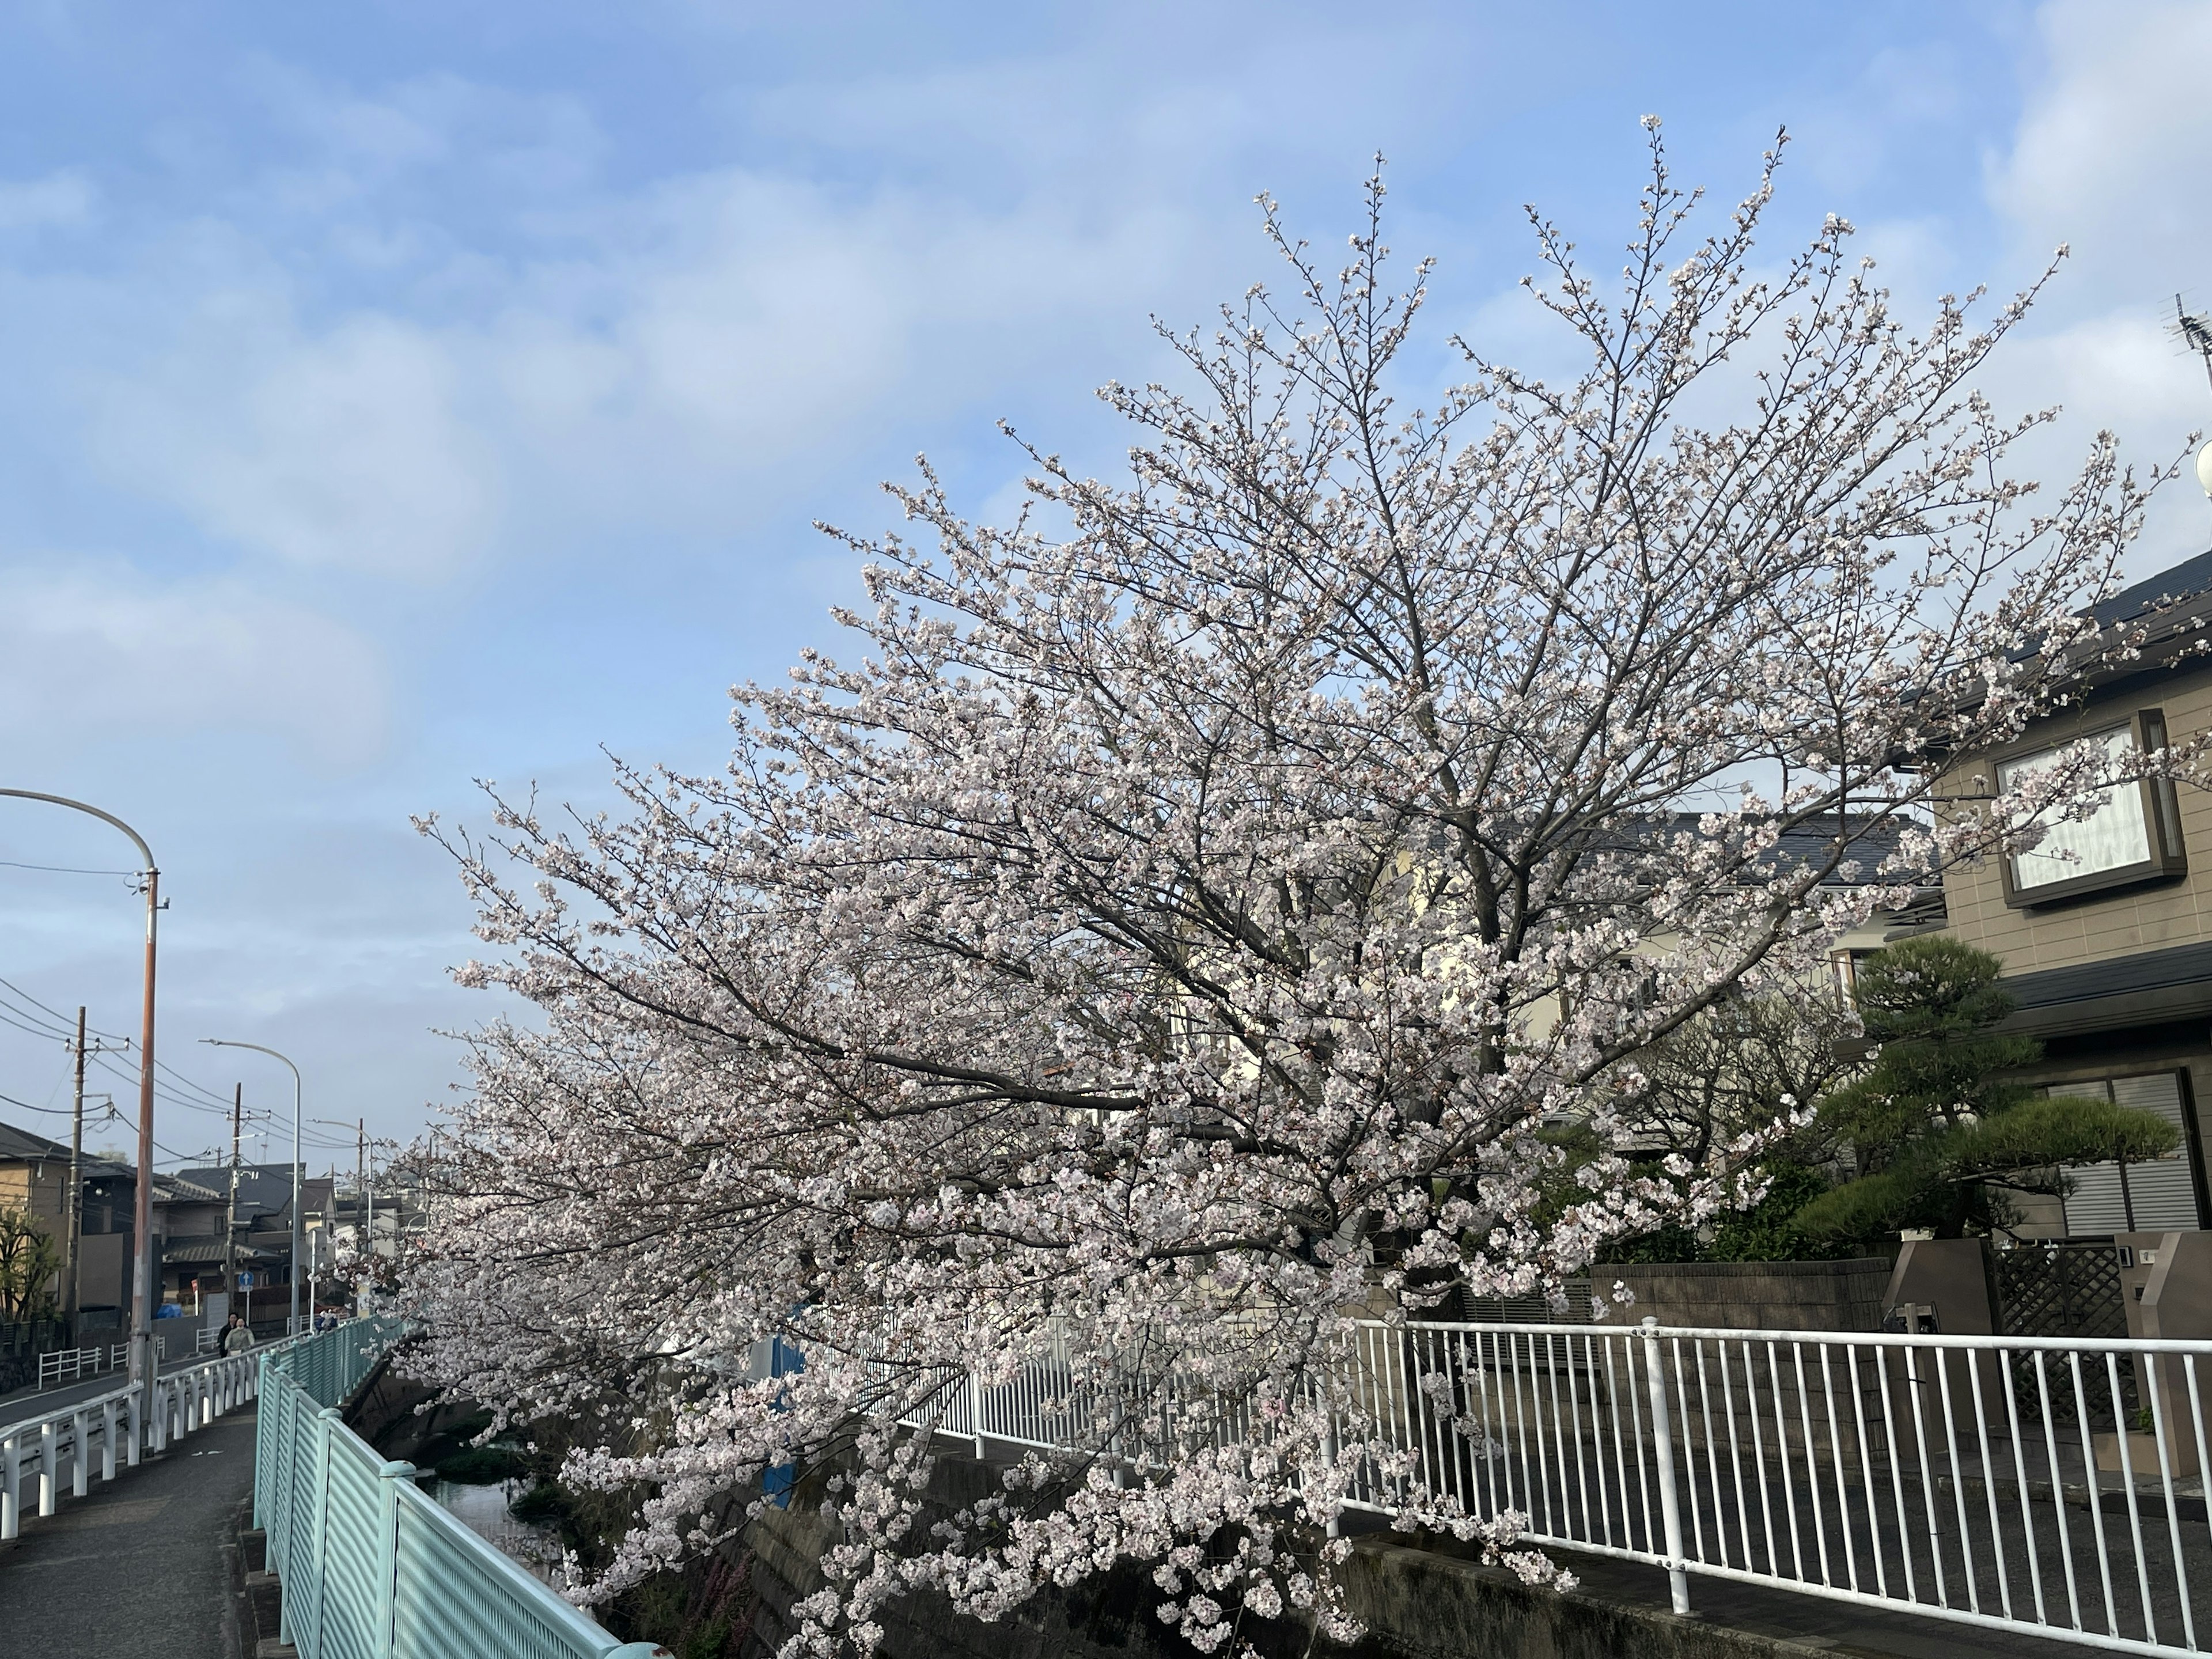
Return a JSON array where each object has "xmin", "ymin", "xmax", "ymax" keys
[{"xmin": 1940, "ymin": 661, "xmax": 2212, "ymax": 973}]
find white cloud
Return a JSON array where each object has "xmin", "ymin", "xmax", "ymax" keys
[
  {"xmin": 62, "ymin": 155, "xmax": 1206, "ymax": 579},
  {"xmin": 1968, "ymin": 1, "xmax": 2212, "ymax": 570},
  {"xmin": 1994, "ymin": 1, "xmax": 2212, "ymax": 279},
  {"xmin": 0, "ymin": 560, "xmax": 388, "ymax": 763},
  {"xmin": 89, "ymin": 304, "xmax": 502, "ymax": 581},
  {"xmin": 0, "ymin": 169, "xmax": 95, "ymax": 232}
]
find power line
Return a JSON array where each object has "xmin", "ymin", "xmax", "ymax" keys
[
  {"xmin": 0, "ymin": 1005, "xmax": 71, "ymax": 1042},
  {"xmin": 0, "ymin": 974, "xmax": 99, "ymax": 1036},
  {"xmin": 1, "ymin": 974, "xmax": 316, "ymax": 1112},
  {"xmin": 0, "ymin": 858, "xmax": 140, "ymax": 876},
  {"xmin": 84, "ymin": 1053, "xmax": 234, "ymax": 1118}
]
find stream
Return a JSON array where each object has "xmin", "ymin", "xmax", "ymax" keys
[{"xmin": 427, "ymin": 1476, "xmax": 565, "ymax": 1585}]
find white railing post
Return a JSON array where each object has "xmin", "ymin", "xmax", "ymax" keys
[
  {"xmin": 969, "ymin": 1371, "xmax": 987, "ymax": 1461},
  {"xmin": 37, "ymin": 1420, "xmax": 57, "ymax": 1517},
  {"xmin": 71, "ymin": 1408, "xmax": 89, "ymax": 1498},
  {"xmin": 101, "ymin": 1399, "xmax": 118, "ymax": 1481},
  {"xmin": 1639, "ymin": 1317, "xmax": 1692, "ymax": 1617},
  {"xmin": 1322, "ymin": 1418, "xmax": 1342, "ymax": 1541},
  {"xmin": 1, "ymin": 1433, "xmax": 18, "ymax": 1539},
  {"xmin": 376, "ymin": 1456, "xmax": 414, "ymax": 1659}
]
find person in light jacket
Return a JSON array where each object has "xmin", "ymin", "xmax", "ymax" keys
[{"xmin": 222, "ymin": 1314, "xmax": 253, "ymax": 1354}]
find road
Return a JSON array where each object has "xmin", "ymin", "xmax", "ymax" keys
[{"xmin": 0, "ymin": 1398, "xmax": 255, "ymax": 1659}]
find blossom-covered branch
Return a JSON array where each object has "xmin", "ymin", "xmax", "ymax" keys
[{"xmin": 400, "ymin": 131, "xmax": 2174, "ymax": 1654}]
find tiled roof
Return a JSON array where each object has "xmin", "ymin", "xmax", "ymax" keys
[
  {"xmin": 0, "ymin": 1119, "xmax": 137, "ymax": 1180},
  {"xmin": 2090, "ymin": 548, "xmax": 2212, "ymax": 628},
  {"xmin": 161, "ymin": 1238, "xmax": 280, "ymax": 1265}
]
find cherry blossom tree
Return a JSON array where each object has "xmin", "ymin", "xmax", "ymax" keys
[{"xmin": 400, "ymin": 128, "xmax": 2177, "ymax": 1656}]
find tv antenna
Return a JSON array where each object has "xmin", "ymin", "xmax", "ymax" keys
[{"xmin": 2181, "ymin": 296, "xmax": 2212, "ymax": 499}]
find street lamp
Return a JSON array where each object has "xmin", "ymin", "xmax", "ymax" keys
[
  {"xmin": 0, "ymin": 790, "xmax": 162, "ymax": 1408},
  {"xmin": 202, "ymin": 1038, "xmax": 304, "ymax": 1335}
]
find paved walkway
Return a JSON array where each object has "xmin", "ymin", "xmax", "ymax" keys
[
  {"xmin": 1537, "ymin": 1540, "xmax": 2147, "ymax": 1658},
  {"xmin": 0, "ymin": 1400, "xmax": 256, "ymax": 1659}
]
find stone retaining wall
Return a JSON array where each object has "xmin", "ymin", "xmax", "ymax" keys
[{"xmin": 1600, "ymin": 1256, "xmax": 1894, "ymax": 1332}]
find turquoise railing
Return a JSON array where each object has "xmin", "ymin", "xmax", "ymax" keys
[{"xmin": 255, "ymin": 1321, "xmax": 665, "ymax": 1659}]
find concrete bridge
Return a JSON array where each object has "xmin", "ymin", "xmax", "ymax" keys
[{"xmin": 0, "ymin": 1326, "xmax": 666, "ymax": 1659}]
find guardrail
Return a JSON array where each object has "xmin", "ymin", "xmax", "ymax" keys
[
  {"xmin": 902, "ymin": 1316, "xmax": 2212, "ymax": 1659},
  {"xmin": 36, "ymin": 1333, "xmax": 179, "ymax": 1389},
  {"xmin": 36, "ymin": 1342, "xmax": 128, "ymax": 1390},
  {"xmin": 2, "ymin": 1344, "xmax": 260, "ymax": 1537},
  {"xmin": 255, "ymin": 1321, "xmax": 666, "ymax": 1659}
]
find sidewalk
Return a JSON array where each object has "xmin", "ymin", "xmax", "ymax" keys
[{"xmin": 0, "ymin": 1398, "xmax": 257, "ymax": 1658}]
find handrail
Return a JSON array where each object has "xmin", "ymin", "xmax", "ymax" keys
[
  {"xmin": 254, "ymin": 1320, "xmax": 666, "ymax": 1659},
  {"xmin": 903, "ymin": 1315, "xmax": 2212, "ymax": 1658},
  {"xmin": 2, "ymin": 1342, "xmax": 261, "ymax": 1537}
]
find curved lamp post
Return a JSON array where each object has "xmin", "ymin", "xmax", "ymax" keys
[
  {"xmin": 202, "ymin": 1038, "xmax": 303, "ymax": 1335},
  {"xmin": 0, "ymin": 790, "xmax": 161, "ymax": 1405}
]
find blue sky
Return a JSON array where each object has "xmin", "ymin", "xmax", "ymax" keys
[{"xmin": 2, "ymin": 1, "xmax": 2210, "ymax": 1173}]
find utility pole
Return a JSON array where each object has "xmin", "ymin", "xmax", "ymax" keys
[
  {"xmin": 202, "ymin": 1039, "xmax": 301, "ymax": 1334},
  {"xmin": 355, "ymin": 1119, "xmax": 365, "ymax": 1255},
  {"xmin": 59, "ymin": 1011, "xmax": 124, "ymax": 1341},
  {"xmin": 63, "ymin": 1007, "xmax": 86, "ymax": 1340},
  {"xmin": 225, "ymin": 1085, "xmax": 240, "ymax": 1326}
]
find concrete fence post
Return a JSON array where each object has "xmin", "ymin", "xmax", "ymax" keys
[{"xmin": 1639, "ymin": 1317, "xmax": 1692, "ymax": 1617}]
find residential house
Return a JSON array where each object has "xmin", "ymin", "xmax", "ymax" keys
[
  {"xmin": 1930, "ymin": 547, "xmax": 2212, "ymax": 1235},
  {"xmin": 175, "ymin": 1161, "xmax": 318, "ymax": 1321},
  {"xmin": 0, "ymin": 1118, "xmax": 227, "ymax": 1328}
]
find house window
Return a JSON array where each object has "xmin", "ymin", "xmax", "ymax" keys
[
  {"xmin": 1829, "ymin": 948, "xmax": 1875, "ymax": 1005},
  {"xmin": 2043, "ymin": 1070, "xmax": 2203, "ymax": 1233},
  {"xmin": 1997, "ymin": 709, "xmax": 2186, "ymax": 907}
]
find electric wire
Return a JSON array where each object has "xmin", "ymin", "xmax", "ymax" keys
[
  {"xmin": 0, "ymin": 974, "xmax": 289, "ymax": 1115},
  {"xmin": 0, "ymin": 1005, "xmax": 71, "ymax": 1043},
  {"xmin": 0, "ymin": 858, "xmax": 139, "ymax": 876}
]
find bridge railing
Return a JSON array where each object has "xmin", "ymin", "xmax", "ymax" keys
[
  {"xmin": 1, "ymin": 1342, "xmax": 261, "ymax": 1537},
  {"xmin": 255, "ymin": 1320, "xmax": 665, "ymax": 1659}
]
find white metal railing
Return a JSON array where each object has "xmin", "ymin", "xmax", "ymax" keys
[
  {"xmin": 36, "ymin": 1343, "xmax": 129, "ymax": 1390},
  {"xmin": 36, "ymin": 1334, "xmax": 176, "ymax": 1389},
  {"xmin": 901, "ymin": 1317, "xmax": 2212, "ymax": 1658},
  {"xmin": 2, "ymin": 1345, "xmax": 262, "ymax": 1537}
]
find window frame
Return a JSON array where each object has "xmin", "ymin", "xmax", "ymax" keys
[{"xmin": 1996, "ymin": 707, "xmax": 2187, "ymax": 909}]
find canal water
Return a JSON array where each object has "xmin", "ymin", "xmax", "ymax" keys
[{"xmin": 428, "ymin": 1477, "xmax": 565, "ymax": 1584}]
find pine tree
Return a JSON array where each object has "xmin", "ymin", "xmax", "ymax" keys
[{"xmin": 1797, "ymin": 937, "xmax": 2179, "ymax": 1241}]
